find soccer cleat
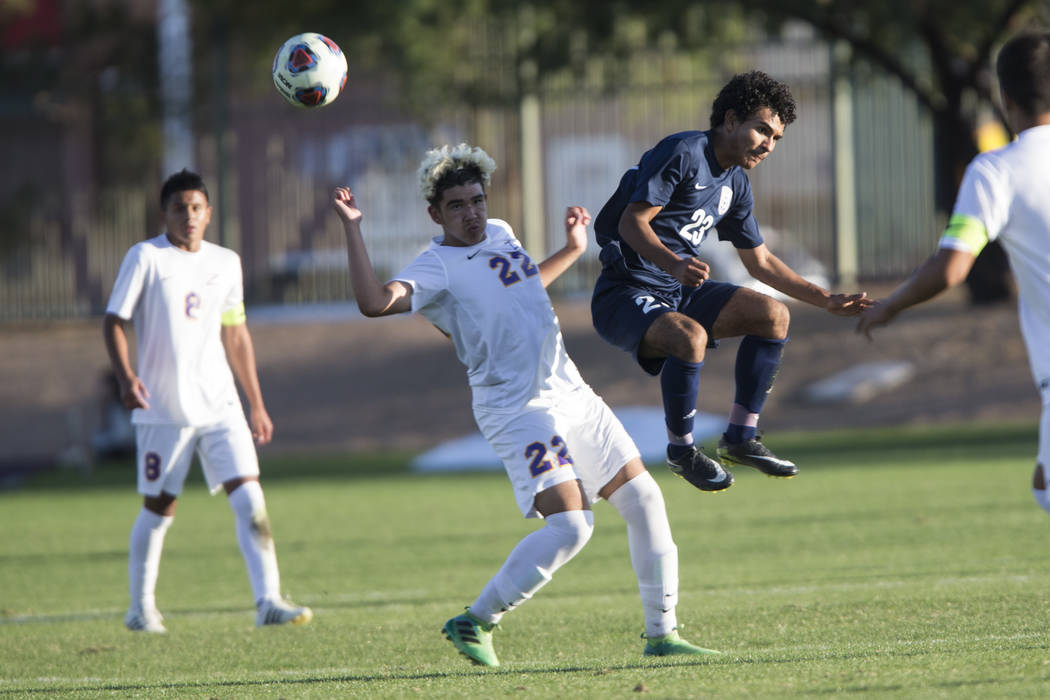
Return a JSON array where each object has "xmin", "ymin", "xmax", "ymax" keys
[
  {"xmin": 666, "ymin": 445, "xmax": 733, "ymax": 492},
  {"xmin": 717, "ymin": 435, "xmax": 798, "ymax": 478},
  {"xmin": 124, "ymin": 607, "xmax": 166, "ymax": 633},
  {"xmin": 442, "ymin": 609, "xmax": 500, "ymax": 667},
  {"xmin": 255, "ymin": 598, "xmax": 314, "ymax": 627},
  {"xmin": 643, "ymin": 628, "xmax": 722, "ymax": 657}
]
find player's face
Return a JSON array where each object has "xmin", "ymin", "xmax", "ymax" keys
[
  {"xmin": 163, "ymin": 190, "xmax": 212, "ymax": 252},
  {"xmin": 430, "ymin": 182, "xmax": 488, "ymax": 247},
  {"xmin": 719, "ymin": 107, "xmax": 785, "ymax": 170}
]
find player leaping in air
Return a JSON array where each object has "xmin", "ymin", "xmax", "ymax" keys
[
  {"xmin": 333, "ymin": 143, "xmax": 721, "ymax": 667},
  {"xmin": 591, "ymin": 71, "xmax": 871, "ymax": 492}
]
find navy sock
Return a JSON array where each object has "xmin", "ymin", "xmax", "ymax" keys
[
  {"xmin": 724, "ymin": 423, "xmax": 756, "ymax": 444},
  {"xmin": 727, "ymin": 336, "xmax": 786, "ymax": 443},
  {"xmin": 661, "ymin": 357, "xmax": 703, "ymax": 446}
]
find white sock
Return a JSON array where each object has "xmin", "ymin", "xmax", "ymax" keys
[
  {"xmin": 470, "ymin": 510, "xmax": 594, "ymax": 624},
  {"xmin": 227, "ymin": 481, "xmax": 281, "ymax": 605},
  {"xmin": 128, "ymin": 507, "xmax": 173, "ymax": 613},
  {"xmin": 606, "ymin": 471, "xmax": 679, "ymax": 638}
]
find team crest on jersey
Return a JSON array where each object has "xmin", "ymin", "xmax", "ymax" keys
[{"xmin": 718, "ymin": 186, "xmax": 733, "ymax": 215}]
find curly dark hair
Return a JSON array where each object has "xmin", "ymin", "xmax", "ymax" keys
[
  {"xmin": 709, "ymin": 71, "xmax": 797, "ymax": 129},
  {"xmin": 160, "ymin": 169, "xmax": 209, "ymax": 209}
]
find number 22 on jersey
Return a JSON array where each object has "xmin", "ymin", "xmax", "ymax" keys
[{"xmin": 489, "ymin": 250, "xmax": 538, "ymax": 286}]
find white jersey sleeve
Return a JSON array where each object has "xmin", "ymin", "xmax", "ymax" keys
[
  {"xmin": 223, "ymin": 253, "xmax": 245, "ymax": 312},
  {"xmin": 397, "ymin": 247, "xmax": 449, "ymax": 318},
  {"xmin": 106, "ymin": 243, "xmax": 150, "ymax": 319},
  {"xmin": 939, "ymin": 154, "xmax": 1010, "ymax": 255}
]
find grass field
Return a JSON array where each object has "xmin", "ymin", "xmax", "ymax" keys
[{"xmin": 2, "ymin": 422, "xmax": 1049, "ymax": 698}]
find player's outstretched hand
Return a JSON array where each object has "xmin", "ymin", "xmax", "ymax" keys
[
  {"xmin": 668, "ymin": 256, "xmax": 710, "ymax": 287},
  {"xmin": 856, "ymin": 301, "xmax": 897, "ymax": 340},
  {"xmin": 825, "ymin": 292, "xmax": 871, "ymax": 316},
  {"xmin": 564, "ymin": 206, "xmax": 591, "ymax": 253},
  {"xmin": 332, "ymin": 186, "xmax": 363, "ymax": 225}
]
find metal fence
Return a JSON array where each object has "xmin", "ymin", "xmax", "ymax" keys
[{"xmin": 0, "ymin": 38, "xmax": 938, "ymax": 321}]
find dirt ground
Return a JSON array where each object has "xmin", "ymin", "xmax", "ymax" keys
[{"xmin": 0, "ymin": 285, "xmax": 1040, "ymax": 468}]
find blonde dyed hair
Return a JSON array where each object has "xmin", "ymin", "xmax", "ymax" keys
[{"xmin": 417, "ymin": 143, "xmax": 497, "ymax": 204}]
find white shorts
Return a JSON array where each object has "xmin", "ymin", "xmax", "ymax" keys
[
  {"xmin": 474, "ymin": 385, "xmax": 641, "ymax": 518},
  {"xmin": 134, "ymin": 418, "xmax": 259, "ymax": 497}
]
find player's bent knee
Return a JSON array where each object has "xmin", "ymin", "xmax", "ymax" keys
[
  {"xmin": 144, "ymin": 492, "xmax": 177, "ymax": 517},
  {"xmin": 771, "ymin": 299, "xmax": 790, "ymax": 339},
  {"xmin": 625, "ymin": 470, "xmax": 665, "ymax": 511},
  {"xmin": 645, "ymin": 313, "xmax": 707, "ymax": 362},
  {"xmin": 547, "ymin": 509, "xmax": 595, "ymax": 552}
]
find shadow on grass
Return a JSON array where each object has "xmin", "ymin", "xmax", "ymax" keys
[
  {"xmin": 9, "ymin": 644, "xmax": 1050, "ymax": 696},
  {"xmin": 3, "ymin": 655, "xmax": 724, "ymax": 696}
]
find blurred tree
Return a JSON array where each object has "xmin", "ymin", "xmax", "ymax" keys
[
  {"xmin": 743, "ymin": 0, "xmax": 1047, "ymax": 302},
  {"xmin": 1, "ymin": 1, "xmax": 162, "ymax": 189},
  {"xmin": 193, "ymin": 0, "xmax": 1046, "ymax": 301},
  {"xmin": 6, "ymin": 1, "xmax": 1041, "ymax": 299}
]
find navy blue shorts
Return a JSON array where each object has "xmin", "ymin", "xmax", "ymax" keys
[{"xmin": 591, "ymin": 273, "xmax": 740, "ymax": 376}]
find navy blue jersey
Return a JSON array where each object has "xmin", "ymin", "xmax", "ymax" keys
[{"xmin": 594, "ymin": 131, "xmax": 763, "ymax": 292}]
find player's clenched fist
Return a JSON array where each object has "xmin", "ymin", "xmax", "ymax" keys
[
  {"xmin": 332, "ymin": 186, "xmax": 362, "ymax": 224},
  {"xmin": 668, "ymin": 256, "xmax": 710, "ymax": 287}
]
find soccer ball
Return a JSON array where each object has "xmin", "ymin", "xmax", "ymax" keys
[{"xmin": 272, "ymin": 33, "xmax": 348, "ymax": 108}]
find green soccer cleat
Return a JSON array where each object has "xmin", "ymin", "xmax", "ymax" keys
[
  {"xmin": 643, "ymin": 629, "xmax": 722, "ymax": 657},
  {"xmin": 442, "ymin": 609, "xmax": 500, "ymax": 667}
]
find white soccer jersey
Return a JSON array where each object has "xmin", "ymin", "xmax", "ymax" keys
[
  {"xmin": 106, "ymin": 234, "xmax": 245, "ymax": 426},
  {"xmin": 393, "ymin": 219, "xmax": 586, "ymax": 412},
  {"xmin": 940, "ymin": 125, "xmax": 1050, "ymax": 385}
]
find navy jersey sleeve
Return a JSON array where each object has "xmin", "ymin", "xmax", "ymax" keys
[
  {"xmin": 714, "ymin": 172, "xmax": 763, "ymax": 249},
  {"xmin": 628, "ymin": 138, "xmax": 695, "ymax": 209}
]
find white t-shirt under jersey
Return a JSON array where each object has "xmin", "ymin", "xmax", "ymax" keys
[
  {"xmin": 393, "ymin": 219, "xmax": 586, "ymax": 412},
  {"xmin": 940, "ymin": 124, "xmax": 1050, "ymax": 385},
  {"xmin": 106, "ymin": 234, "xmax": 244, "ymax": 426}
]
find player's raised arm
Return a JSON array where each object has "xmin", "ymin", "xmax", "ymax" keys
[
  {"xmin": 538, "ymin": 206, "xmax": 590, "ymax": 287},
  {"xmin": 332, "ymin": 186, "xmax": 412, "ymax": 317},
  {"xmin": 736, "ymin": 243, "xmax": 870, "ymax": 316}
]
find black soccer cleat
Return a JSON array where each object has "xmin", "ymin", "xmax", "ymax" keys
[
  {"xmin": 717, "ymin": 435, "xmax": 798, "ymax": 478},
  {"xmin": 666, "ymin": 446, "xmax": 733, "ymax": 492}
]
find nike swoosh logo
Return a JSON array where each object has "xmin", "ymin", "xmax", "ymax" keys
[
  {"xmin": 467, "ymin": 250, "xmax": 482, "ymax": 259},
  {"xmin": 694, "ymin": 183, "xmax": 708, "ymax": 190}
]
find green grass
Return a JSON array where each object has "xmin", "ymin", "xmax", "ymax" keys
[{"xmin": 1, "ymin": 422, "xmax": 1048, "ymax": 698}]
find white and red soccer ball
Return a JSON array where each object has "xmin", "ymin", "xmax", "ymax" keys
[{"xmin": 272, "ymin": 32, "xmax": 348, "ymax": 108}]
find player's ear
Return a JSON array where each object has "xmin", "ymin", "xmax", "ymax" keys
[
  {"xmin": 723, "ymin": 108, "xmax": 738, "ymax": 131},
  {"xmin": 427, "ymin": 204, "xmax": 443, "ymax": 226}
]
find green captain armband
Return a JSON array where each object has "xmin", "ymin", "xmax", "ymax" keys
[
  {"xmin": 221, "ymin": 303, "xmax": 246, "ymax": 326},
  {"xmin": 942, "ymin": 214, "xmax": 989, "ymax": 255}
]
